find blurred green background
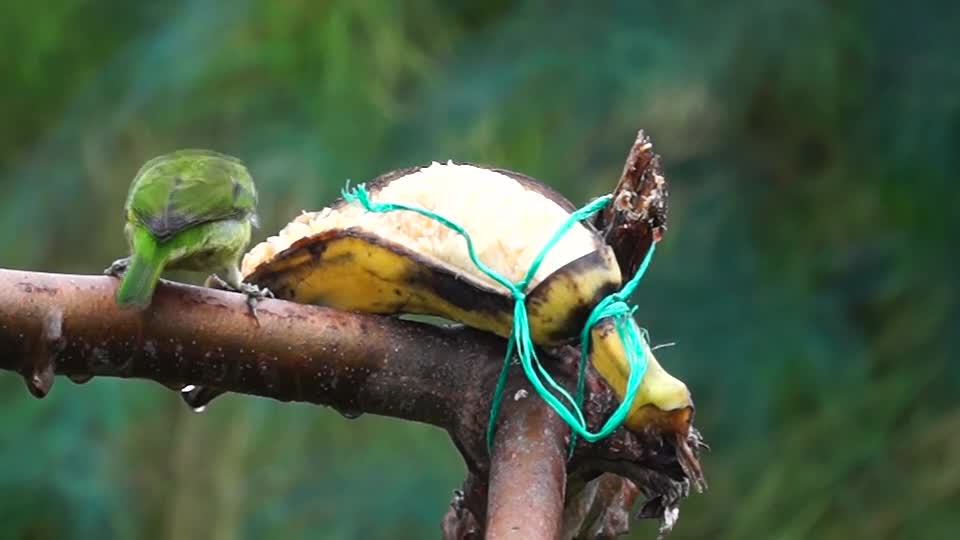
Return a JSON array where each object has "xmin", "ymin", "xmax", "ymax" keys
[{"xmin": 1, "ymin": 1, "xmax": 957, "ymax": 539}]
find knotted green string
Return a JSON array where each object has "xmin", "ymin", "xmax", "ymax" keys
[{"xmin": 341, "ymin": 181, "xmax": 655, "ymax": 455}]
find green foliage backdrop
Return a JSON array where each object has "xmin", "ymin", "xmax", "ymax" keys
[{"xmin": 1, "ymin": 1, "xmax": 957, "ymax": 538}]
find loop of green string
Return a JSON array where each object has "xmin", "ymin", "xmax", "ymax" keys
[{"xmin": 341, "ymin": 181, "xmax": 655, "ymax": 456}]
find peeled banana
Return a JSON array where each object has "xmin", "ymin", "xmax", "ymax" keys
[
  {"xmin": 240, "ymin": 161, "xmax": 692, "ymax": 433},
  {"xmin": 242, "ymin": 162, "xmax": 621, "ymax": 346}
]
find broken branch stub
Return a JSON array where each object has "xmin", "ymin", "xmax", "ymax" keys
[{"xmin": 592, "ymin": 130, "xmax": 669, "ymax": 282}]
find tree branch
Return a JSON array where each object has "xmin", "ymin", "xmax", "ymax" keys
[
  {"xmin": 0, "ymin": 270, "xmax": 499, "ymax": 428},
  {"xmin": 1, "ymin": 269, "xmax": 703, "ymax": 537},
  {"xmin": 485, "ymin": 374, "xmax": 569, "ymax": 538},
  {"xmin": 0, "ymin": 131, "xmax": 703, "ymax": 538}
]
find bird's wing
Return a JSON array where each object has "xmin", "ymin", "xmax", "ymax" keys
[{"xmin": 128, "ymin": 153, "xmax": 256, "ymax": 240}]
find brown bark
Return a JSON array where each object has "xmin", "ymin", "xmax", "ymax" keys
[
  {"xmin": 592, "ymin": 130, "xmax": 669, "ymax": 282},
  {"xmin": 0, "ymin": 269, "xmax": 704, "ymax": 538},
  {"xmin": 485, "ymin": 377, "xmax": 569, "ymax": 538}
]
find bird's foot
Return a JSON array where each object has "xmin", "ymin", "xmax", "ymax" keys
[
  {"xmin": 240, "ymin": 282, "xmax": 274, "ymax": 326},
  {"xmin": 205, "ymin": 273, "xmax": 230, "ymax": 290},
  {"xmin": 207, "ymin": 274, "xmax": 273, "ymax": 325},
  {"xmin": 103, "ymin": 257, "xmax": 131, "ymax": 277}
]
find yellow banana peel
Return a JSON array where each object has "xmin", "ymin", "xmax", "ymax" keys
[{"xmin": 242, "ymin": 161, "xmax": 691, "ymax": 433}]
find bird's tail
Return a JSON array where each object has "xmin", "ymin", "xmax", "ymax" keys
[{"xmin": 116, "ymin": 249, "xmax": 166, "ymax": 308}]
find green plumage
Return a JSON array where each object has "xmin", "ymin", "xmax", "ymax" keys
[{"xmin": 112, "ymin": 149, "xmax": 259, "ymax": 308}]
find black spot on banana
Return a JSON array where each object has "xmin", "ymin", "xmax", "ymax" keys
[{"xmin": 240, "ymin": 161, "xmax": 691, "ymax": 434}]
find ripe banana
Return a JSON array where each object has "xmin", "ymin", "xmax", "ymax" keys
[
  {"xmin": 237, "ymin": 161, "xmax": 692, "ymax": 432},
  {"xmin": 242, "ymin": 162, "xmax": 621, "ymax": 346},
  {"xmin": 589, "ymin": 319, "xmax": 692, "ymax": 434}
]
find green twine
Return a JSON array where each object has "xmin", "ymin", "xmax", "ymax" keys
[{"xmin": 341, "ymin": 181, "xmax": 655, "ymax": 455}]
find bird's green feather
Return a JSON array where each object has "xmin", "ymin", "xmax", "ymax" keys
[
  {"xmin": 113, "ymin": 149, "xmax": 258, "ymax": 309},
  {"xmin": 125, "ymin": 149, "xmax": 257, "ymax": 240},
  {"xmin": 116, "ymin": 227, "xmax": 168, "ymax": 307}
]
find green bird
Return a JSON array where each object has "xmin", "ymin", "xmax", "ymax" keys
[{"xmin": 105, "ymin": 149, "xmax": 271, "ymax": 311}]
